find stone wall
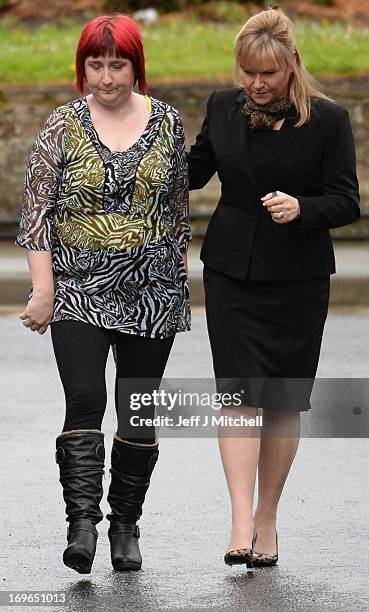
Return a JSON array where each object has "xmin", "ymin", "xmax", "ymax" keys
[{"xmin": 0, "ymin": 77, "xmax": 368, "ymax": 218}]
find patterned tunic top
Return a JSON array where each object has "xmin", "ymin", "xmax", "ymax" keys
[{"xmin": 16, "ymin": 96, "xmax": 191, "ymax": 339}]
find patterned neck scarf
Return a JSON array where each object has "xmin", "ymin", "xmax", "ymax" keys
[{"xmin": 242, "ymin": 94, "xmax": 292, "ymax": 130}]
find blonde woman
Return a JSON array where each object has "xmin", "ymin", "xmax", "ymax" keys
[{"xmin": 188, "ymin": 5, "xmax": 359, "ymax": 570}]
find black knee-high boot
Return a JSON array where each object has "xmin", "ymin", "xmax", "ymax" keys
[
  {"xmin": 55, "ymin": 430, "xmax": 105, "ymax": 574},
  {"xmin": 107, "ymin": 435, "xmax": 159, "ymax": 571}
]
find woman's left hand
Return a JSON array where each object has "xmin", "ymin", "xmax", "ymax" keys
[{"xmin": 261, "ymin": 191, "xmax": 300, "ymax": 224}]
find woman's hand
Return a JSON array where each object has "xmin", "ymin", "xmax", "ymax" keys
[
  {"xmin": 261, "ymin": 191, "xmax": 300, "ymax": 224},
  {"xmin": 20, "ymin": 292, "xmax": 54, "ymax": 335}
]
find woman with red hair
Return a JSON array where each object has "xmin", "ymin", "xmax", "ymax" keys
[{"xmin": 17, "ymin": 15, "xmax": 190, "ymax": 574}]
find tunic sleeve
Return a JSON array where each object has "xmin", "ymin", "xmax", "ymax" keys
[
  {"xmin": 16, "ymin": 109, "xmax": 65, "ymax": 250},
  {"xmin": 171, "ymin": 113, "xmax": 191, "ymax": 252}
]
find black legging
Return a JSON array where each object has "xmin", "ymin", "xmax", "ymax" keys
[{"xmin": 51, "ymin": 320, "xmax": 175, "ymax": 442}]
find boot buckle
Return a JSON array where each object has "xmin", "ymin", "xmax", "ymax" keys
[{"xmin": 55, "ymin": 447, "xmax": 65, "ymax": 464}]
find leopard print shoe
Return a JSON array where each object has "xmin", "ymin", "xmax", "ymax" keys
[
  {"xmin": 252, "ymin": 530, "xmax": 278, "ymax": 566},
  {"xmin": 224, "ymin": 529, "xmax": 257, "ymax": 570}
]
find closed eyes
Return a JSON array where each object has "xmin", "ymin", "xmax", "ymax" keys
[{"xmin": 241, "ymin": 69, "xmax": 277, "ymax": 76}]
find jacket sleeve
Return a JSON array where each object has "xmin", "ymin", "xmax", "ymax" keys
[
  {"xmin": 295, "ymin": 106, "xmax": 360, "ymax": 231},
  {"xmin": 187, "ymin": 92, "xmax": 217, "ymax": 190},
  {"xmin": 16, "ymin": 109, "xmax": 64, "ymax": 250}
]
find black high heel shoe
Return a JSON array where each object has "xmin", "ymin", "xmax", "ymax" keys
[
  {"xmin": 252, "ymin": 529, "xmax": 278, "ymax": 566},
  {"xmin": 224, "ymin": 529, "xmax": 257, "ymax": 570}
]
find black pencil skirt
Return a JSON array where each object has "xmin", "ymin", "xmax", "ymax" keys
[{"xmin": 203, "ymin": 266, "xmax": 330, "ymax": 411}]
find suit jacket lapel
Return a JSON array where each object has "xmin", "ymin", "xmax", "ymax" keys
[
  {"xmin": 257, "ymin": 105, "xmax": 305, "ymax": 180},
  {"xmin": 229, "ymin": 93, "xmax": 306, "ymax": 184},
  {"xmin": 228, "ymin": 90, "xmax": 257, "ymax": 187}
]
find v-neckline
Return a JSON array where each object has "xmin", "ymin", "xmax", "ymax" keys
[{"xmin": 83, "ymin": 96, "xmax": 153, "ymax": 155}]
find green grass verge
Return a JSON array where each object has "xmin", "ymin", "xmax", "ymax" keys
[{"xmin": 0, "ymin": 18, "xmax": 368, "ymax": 86}]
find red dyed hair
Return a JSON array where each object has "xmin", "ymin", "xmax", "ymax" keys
[{"xmin": 75, "ymin": 15, "xmax": 148, "ymax": 94}]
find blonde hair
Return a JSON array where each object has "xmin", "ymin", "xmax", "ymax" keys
[{"xmin": 234, "ymin": 6, "xmax": 333, "ymax": 126}]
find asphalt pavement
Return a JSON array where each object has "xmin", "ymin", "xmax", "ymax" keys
[{"xmin": 0, "ymin": 312, "xmax": 368, "ymax": 611}]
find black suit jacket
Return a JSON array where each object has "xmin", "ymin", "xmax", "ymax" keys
[{"xmin": 187, "ymin": 88, "xmax": 360, "ymax": 281}]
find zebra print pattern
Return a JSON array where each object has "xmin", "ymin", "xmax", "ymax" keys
[{"xmin": 17, "ymin": 96, "xmax": 191, "ymax": 339}]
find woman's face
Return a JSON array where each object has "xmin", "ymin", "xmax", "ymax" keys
[
  {"xmin": 84, "ymin": 54, "xmax": 135, "ymax": 106},
  {"xmin": 238, "ymin": 56, "xmax": 292, "ymax": 105}
]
